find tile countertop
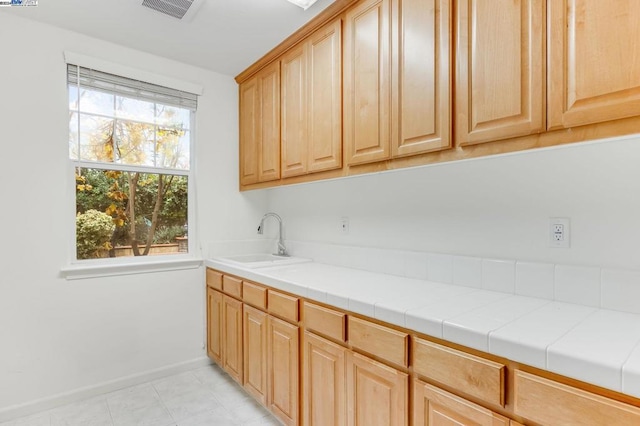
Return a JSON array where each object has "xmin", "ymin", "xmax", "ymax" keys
[{"xmin": 205, "ymin": 259, "xmax": 640, "ymax": 399}]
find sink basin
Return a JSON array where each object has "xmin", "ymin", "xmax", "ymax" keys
[{"xmin": 213, "ymin": 253, "xmax": 312, "ymax": 269}]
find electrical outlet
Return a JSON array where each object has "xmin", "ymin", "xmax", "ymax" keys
[
  {"xmin": 549, "ymin": 217, "xmax": 570, "ymax": 248},
  {"xmin": 340, "ymin": 217, "xmax": 349, "ymax": 235}
]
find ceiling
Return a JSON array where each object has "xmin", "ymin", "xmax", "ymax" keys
[{"xmin": 1, "ymin": 0, "xmax": 336, "ymax": 76}]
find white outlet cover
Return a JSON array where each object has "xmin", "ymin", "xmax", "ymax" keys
[{"xmin": 549, "ymin": 217, "xmax": 570, "ymax": 248}]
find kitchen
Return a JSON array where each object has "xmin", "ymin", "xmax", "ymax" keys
[{"xmin": 2, "ymin": 0, "xmax": 640, "ymax": 425}]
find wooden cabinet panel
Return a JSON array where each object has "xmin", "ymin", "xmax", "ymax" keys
[
  {"xmin": 308, "ymin": 19, "xmax": 342, "ymax": 173},
  {"xmin": 281, "ymin": 43, "xmax": 308, "ymax": 178},
  {"xmin": 514, "ymin": 370, "xmax": 640, "ymax": 425},
  {"xmin": 456, "ymin": 0, "xmax": 545, "ymax": 145},
  {"xmin": 206, "ymin": 268, "xmax": 223, "ymax": 290},
  {"xmin": 222, "ymin": 275, "xmax": 242, "ymax": 299},
  {"xmin": 548, "ymin": 0, "xmax": 640, "ymax": 129},
  {"xmin": 239, "ymin": 77, "xmax": 260, "ymax": 185},
  {"xmin": 346, "ymin": 351, "xmax": 408, "ymax": 426},
  {"xmin": 269, "ymin": 316, "xmax": 300, "ymax": 426},
  {"xmin": 243, "ymin": 304, "xmax": 268, "ymax": 405},
  {"xmin": 222, "ymin": 295, "xmax": 243, "ymax": 384},
  {"xmin": 303, "ymin": 302, "xmax": 347, "ymax": 342},
  {"xmin": 413, "ymin": 337, "xmax": 505, "ymax": 407},
  {"xmin": 257, "ymin": 62, "xmax": 281, "ymax": 182},
  {"xmin": 239, "ymin": 63, "xmax": 281, "ymax": 186},
  {"xmin": 392, "ymin": 0, "xmax": 451, "ymax": 157},
  {"xmin": 348, "ymin": 316, "xmax": 408, "ymax": 367},
  {"xmin": 413, "ymin": 379, "xmax": 509, "ymax": 426},
  {"xmin": 344, "ymin": 0, "xmax": 392, "ymax": 165},
  {"xmin": 206, "ymin": 287, "xmax": 223, "ymax": 364},
  {"xmin": 268, "ymin": 290, "xmax": 300, "ymax": 323},
  {"xmin": 303, "ymin": 331, "xmax": 347, "ymax": 426},
  {"xmin": 243, "ymin": 281, "xmax": 267, "ymax": 310}
]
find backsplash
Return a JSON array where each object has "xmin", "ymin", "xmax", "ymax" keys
[{"xmin": 256, "ymin": 239, "xmax": 640, "ymax": 315}]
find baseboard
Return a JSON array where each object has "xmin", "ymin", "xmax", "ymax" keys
[{"xmin": 0, "ymin": 356, "xmax": 213, "ymax": 423}]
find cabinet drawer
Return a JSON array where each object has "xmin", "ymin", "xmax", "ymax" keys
[
  {"xmin": 348, "ymin": 317, "xmax": 408, "ymax": 367},
  {"xmin": 268, "ymin": 290, "xmax": 299, "ymax": 323},
  {"xmin": 222, "ymin": 275, "xmax": 242, "ymax": 299},
  {"xmin": 303, "ymin": 302, "xmax": 346, "ymax": 342},
  {"xmin": 514, "ymin": 370, "xmax": 640, "ymax": 425},
  {"xmin": 243, "ymin": 281, "xmax": 267, "ymax": 310},
  {"xmin": 206, "ymin": 269, "xmax": 223, "ymax": 290},
  {"xmin": 413, "ymin": 338, "xmax": 505, "ymax": 407}
]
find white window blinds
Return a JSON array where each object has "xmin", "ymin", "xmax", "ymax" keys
[{"xmin": 67, "ymin": 64, "xmax": 198, "ymax": 111}]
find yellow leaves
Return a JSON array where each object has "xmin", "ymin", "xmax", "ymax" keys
[
  {"xmin": 105, "ymin": 204, "xmax": 126, "ymax": 228},
  {"xmin": 102, "ymin": 242, "xmax": 113, "ymax": 250},
  {"xmin": 113, "ymin": 218, "xmax": 125, "ymax": 227},
  {"xmin": 76, "ymin": 184, "xmax": 93, "ymax": 192},
  {"xmin": 75, "ymin": 174, "xmax": 86, "ymax": 183},
  {"xmin": 105, "ymin": 204, "xmax": 117, "ymax": 215},
  {"xmin": 104, "ymin": 170, "xmax": 121, "ymax": 179}
]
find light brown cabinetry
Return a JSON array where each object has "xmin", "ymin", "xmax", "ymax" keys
[
  {"xmin": 239, "ymin": 61, "xmax": 281, "ymax": 185},
  {"xmin": 222, "ymin": 295, "xmax": 243, "ymax": 384},
  {"xmin": 455, "ymin": 0, "xmax": 545, "ymax": 145},
  {"xmin": 344, "ymin": 0, "xmax": 392, "ymax": 165},
  {"xmin": 392, "ymin": 0, "xmax": 452, "ymax": 157},
  {"xmin": 303, "ymin": 331, "xmax": 347, "ymax": 426},
  {"xmin": 347, "ymin": 351, "xmax": 408, "ymax": 425},
  {"xmin": 413, "ymin": 379, "xmax": 509, "ymax": 426},
  {"xmin": 268, "ymin": 316, "xmax": 300, "ymax": 426},
  {"xmin": 243, "ymin": 304, "xmax": 268, "ymax": 405},
  {"xmin": 514, "ymin": 370, "xmax": 640, "ymax": 425},
  {"xmin": 547, "ymin": 0, "xmax": 640, "ymax": 129},
  {"xmin": 281, "ymin": 19, "xmax": 342, "ymax": 178},
  {"xmin": 206, "ymin": 287, "xmax": 222, "ymax": 364}
]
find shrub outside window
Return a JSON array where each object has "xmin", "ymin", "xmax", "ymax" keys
[{"xmin": 68, "ymin": 65, "xmax": 196, "ymax": 260}]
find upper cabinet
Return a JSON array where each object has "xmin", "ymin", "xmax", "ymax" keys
[
  {"xmin": 239, "ymin": 62, "xmax": 281, "ymax": 185},
  {"xmin": 455, "ymin": 0, "xmax": 545, "ymax": 145},
  {"xmin": 237, "ymin": 0, "xmax": 640, "ymax": 190},
  {"xmin": 547, "ymin": 0, "xmax": 640, "ymax": 130},
  {"xmin": 281, "ymin": 19, "xmax": 343, "ymax": 178},
  {"xmin": 344, "ymin": 0, "xmax": 392, "ymax": 165},
  {"xmin": 392, "ymin": 0, "xmax": 452, "ymax": 157}
]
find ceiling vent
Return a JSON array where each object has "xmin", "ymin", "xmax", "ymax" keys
[{"xmin": 141, "ymin": 0, "xmax": 196, "ymax": 20}]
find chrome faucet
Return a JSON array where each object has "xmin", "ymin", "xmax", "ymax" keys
[{"xmin": 257, "ymin": 212, "xmax": 288, "ymax": 256}]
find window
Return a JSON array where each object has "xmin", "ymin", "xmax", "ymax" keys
[{"xmin": 68, "ymin": 64, "xmax": 197, "ymax": 261}]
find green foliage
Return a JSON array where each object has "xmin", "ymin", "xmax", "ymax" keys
[
  {"xmin": 153, "ymin": 225, "xmax": 186, "ymax": 244},
  {"xmin": 76, "ymin": 209, "xmax": 115, "ymax": 259}
]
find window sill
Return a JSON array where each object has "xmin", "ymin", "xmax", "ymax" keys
[{"xmin": 60, "ymin": 256, "xmax": 203, "ymax": 280}]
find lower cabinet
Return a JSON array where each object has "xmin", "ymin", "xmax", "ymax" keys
[
  {"xmin": 222, "ymin": 295, "xmax": 243, "ymax": 384},
  {"xmin": 303, "ymin": 331, "xmax": 347, "ymax": 426},
  {"xmin": 413, "ymin": 379, "xmax": 509, "ymax": 426},
  {"xmin": 243, "ymin": 304, "xmax": 268, "ymax": 405},
  {"xmin": 206, "ymin": 287, "xmax": 222, "ymax": 364},
  {"xmin": 347, "ymin": 351, "xmax": 409, "ymax": 426},
  {"xmin": 268, "ymin": 316, "xmax": 300, "ymax": 426}
]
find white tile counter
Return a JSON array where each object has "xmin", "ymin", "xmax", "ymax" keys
[{"xmin": 205, "ymin": 258, "xmax": 640, "ymax": 399}]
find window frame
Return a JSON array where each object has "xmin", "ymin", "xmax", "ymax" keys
[{"xmin": 62, "ymin": 62, "xmax": 202, "ymax": 279}]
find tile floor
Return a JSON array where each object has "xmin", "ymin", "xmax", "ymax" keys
[{"xmin": 1, "ymin": 364, "xmax": 282, "ymax": 426}]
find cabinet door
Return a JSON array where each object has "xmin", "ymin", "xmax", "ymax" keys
[
  {"xmin": 413, "ymin": 379, "xmax": 509, "ymax": 426},
  {"xmin": 239, "ymin": 64, "xmax": 281, "ymax": 185},
  {"xmin": 268, "ymin": 316, "xmax": 300, "ymax": 426},
  {"xmin": 303, "ymin": 332, "xmax": 347, "ymax": 426},
  {"xmin": 243, "ymin": 304, "xmax": 268, "ymax": 405},
  {"xmin": 344, "ymin": 0, "xmax": 392, "ymax": 165},
  {"xmin": 456, "ymin": 0, "xmax": 545, "ymax": 145},
  {"xmin": 346, "ymin": 351, "xmax": 408, "ymax": 426},
  {"xmin": 222, "ymin": 295, "xmax": 243, "ymax": 384},
  {"xmin": 257, "ymin": 62, "xmax": 281, "ymax": 182},
  {"xmin": 392, "ymin": 0, "xmax": 451, "ymax": 157},
  {"xmin": 239, "ymin": 77, "xmax": 260, "ymax": 185},
  {"xmin": 308, "ymin": 19, "xmax": 343, "ymax": 173},
  {"xmin": 281, "ymin": 44, "xmax": 308, "ymax": 178},
  {"xmin": 548, "ymin": 0, "xmax": 640, "ymax": 129},
  {"xmin": 206, "ymin": 288, "xmax": 223, "ymax": 364}
]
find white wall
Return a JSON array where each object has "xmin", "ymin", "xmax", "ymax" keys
[
  {"xmin": 0, "ymin": 13, "xmax": 267, "ymax": 416},
  {"xmin": 267, "ymin": 135, "xmax": 640, "ymax": 271}
]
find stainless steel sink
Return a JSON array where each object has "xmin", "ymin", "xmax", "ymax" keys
[{"xmin": 213, "ymin": 253, "xmax": 311, "ymax": 269}]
